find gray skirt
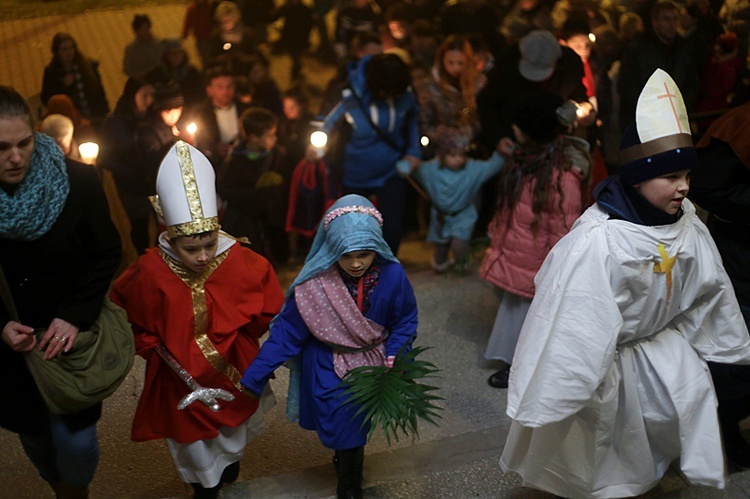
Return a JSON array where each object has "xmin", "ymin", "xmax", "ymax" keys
[{"xmin": 484, "ymin": 288, "xmax": 532, "ymax": 364}]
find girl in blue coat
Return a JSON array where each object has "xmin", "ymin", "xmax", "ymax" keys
[{"xmin": 241, "ymin": 194, "xmax": 418, "ymax": 498}]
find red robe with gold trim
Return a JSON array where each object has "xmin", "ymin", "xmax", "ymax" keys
[{"xmin": 111, "ymin": 244, "xmax": 284, "ymax": 443}]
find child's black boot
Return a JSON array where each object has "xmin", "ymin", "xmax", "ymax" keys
[
  {"xmin": 190, "ymin": 481, "xmax": 222, "ymax": 499},
  {"xmin": 333, "ymin": 446, "xmax": 364, "ymax": 499}
]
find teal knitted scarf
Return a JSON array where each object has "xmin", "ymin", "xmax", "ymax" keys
[{"xmin": 0, "ymin": 133, "xmax": 70, "ymax": 241}]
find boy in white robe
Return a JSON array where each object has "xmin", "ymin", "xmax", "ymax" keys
[{"xmin": 500, "ymin": 69, "xmax": 750, "ymax": 498}]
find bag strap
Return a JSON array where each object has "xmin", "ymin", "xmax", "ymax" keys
[
  {"xmin": 347, "ymin": 85, "xmax": 409, "ymax": 155},
  {"xmin": 0, "ymin": 261, "xmax": 20, "ymax": 322}
]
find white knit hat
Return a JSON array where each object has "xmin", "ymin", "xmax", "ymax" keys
[{"xmin": 151, "ymin": 141, "xmax": 219, "ymax": 238}]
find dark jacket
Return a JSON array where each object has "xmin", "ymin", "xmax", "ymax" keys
[
  {"xmin": 617, "ymin": 31, "xmax": 701, "ymax": 131},
  {"xmin": 691, "ymin": 139, "xmax": 750, "ymax": 306},
  {"xmin": 135, "ymin": 114, "xmax": 179, "ymax": 185},
  {"xmin": 99, "ymin": 105, "xmax": 147, "ymax": 185},
  {"xmin": 217, "ymin": 145, "xmax": 291, "ymax": 230},
  {"xmin": 477, "ymin": 44, "xmax": 588, "ymax": 150},
  {"xmin": 41, "ymin": 59, "xmax": 110, "ymax": 121},
  {"xmin": 0, "ymin": 160, "xmax": 122, "ymax": 434},
  {"xmin": 190, "ymin": 99, "xmax": 249, "ymax": 169}
]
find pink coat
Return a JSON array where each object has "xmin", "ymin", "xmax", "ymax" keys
[{"xmin": 479, "ymin": 168, "xmax": 583, "ymax": 298}]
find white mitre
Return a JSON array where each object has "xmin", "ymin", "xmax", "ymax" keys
[
  {"xmin": 151, "ymin": 141, "xmax": 220, "ymax": 238},
  {"xmin": 620, "ymin": 69, "xmax": 693, "ymax": 164}
]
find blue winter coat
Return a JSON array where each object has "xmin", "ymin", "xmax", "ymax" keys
[
  {"xmin": 322, "ymin": 55, "xmax": 421, "ymax": 190},
  {"xmin": 241, "ymin": 260, "xmax": 418, "ymax": 449}
]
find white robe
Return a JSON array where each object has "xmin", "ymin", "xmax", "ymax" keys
[{"xmin": 501, "ymin": 199, "xmax": 750, "ymax": 498}]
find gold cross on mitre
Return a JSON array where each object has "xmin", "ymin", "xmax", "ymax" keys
[{"xmin": 653, "ymin": 242, "xmax": 677, "ymax": 303}]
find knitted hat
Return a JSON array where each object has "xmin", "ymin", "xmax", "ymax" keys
[
  {"xmin": 619, "ymin": 69, "xmax": 695, "ymax": 185},
  {"xmin": 151, "ymin": 141, "xmax": 220, "ymax": 238},
  {"xmin": 518, "ymin": 30, "xmax": 562, "ymax": 82},
  {"xmin": 435, "ymin": 127, "xmax": 471, "ymax": 156},
  {"xmin": 512, "ymin": 91, "xmax": 564, "ymax": 141},
  {"xmin": 152, "ymin": 80, "xmax": 184, "ymax": 111}
]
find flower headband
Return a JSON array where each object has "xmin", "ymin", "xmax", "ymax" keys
[{"xmin": 324, "ymin": 205, "xmax": 384, "ymax": 230}]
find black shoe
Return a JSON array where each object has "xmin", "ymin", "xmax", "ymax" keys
[
  {"xmin": 487, "ymin": 367, "xmax": 510, "ymax": 389},
  {"xmin": 190, "ymin": 482, "xmax": 222, "ymax": 499},
  {"xmin": 727, "ymin": 444, "xmax": 750, "ymax": 471},
  {"xmin": 221, "ymin": 461, "xmax": 240, "ymax": 484}
]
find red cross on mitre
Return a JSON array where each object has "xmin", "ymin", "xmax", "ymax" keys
[{"xmin": 657, "ymin": 82, "xmax": 684, "ymax": 134}]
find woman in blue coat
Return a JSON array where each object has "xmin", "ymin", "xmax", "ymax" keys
[
  {"xmin": 322, "ymin": 54, "xmax": 421, "ymax": 255},
  {"xmin": 242, "ymin": 195, "xmax": 418, "ymax": 498}
]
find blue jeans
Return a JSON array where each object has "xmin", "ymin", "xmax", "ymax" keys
[{"xmin": 18, "ymin": 414, "xmax": 99, "ymax": 488}]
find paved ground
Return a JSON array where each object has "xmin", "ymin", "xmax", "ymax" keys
[{"xmin": 2, "ymin": 4, "xmax": 750, "ymax": 499}]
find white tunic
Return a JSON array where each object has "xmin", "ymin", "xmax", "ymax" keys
[{"xmin": 501, "ymin": 199, "xmax": 750, "ymax": 498}]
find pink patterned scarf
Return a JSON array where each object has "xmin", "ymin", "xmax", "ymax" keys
[{"xmin": 295, "ymin": 266, "xmax": 387, "ymax": 379}]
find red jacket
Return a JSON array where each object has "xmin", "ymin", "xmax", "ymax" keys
[
  {"xmin": 479, "ymin": 168, "xmax": 583, "ymax": 298},
  {"xmin": 111, "ymin": 244, "xmax": 283, "ymax": 443}
]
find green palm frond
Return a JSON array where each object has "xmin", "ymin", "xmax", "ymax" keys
[{"xmin": 339, "ymin": 345, "xmax": 444, "ymax": 445}]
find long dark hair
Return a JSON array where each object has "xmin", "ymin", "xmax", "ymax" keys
[
  {"xmin": 496, "ymin": 136, "xmax": 570, "ymax": 235},
  {"xmin": 115, "ymin": 78, "xmax": 145, "ymax": 114},
  {"xmin": 49, "ymin": 33, "xmax": 99, "ymax": 89}
]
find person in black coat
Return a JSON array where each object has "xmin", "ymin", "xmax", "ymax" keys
[
  {"xmin": 190, "ymin": 66, "xmax": 250, "ymax": 169},
  {"xmin": 691, "ymin": 103, "xmax": 750, "ymax": 469},
  {"xmin": 145, "ymin": 38, "xmax": 204, "ymax": 112},
  {"xmin": 0, "ymin": 86, "xmax": 121, "ymax": 499},
  {"xmin": 217, "ymin": 107, "xmax": 290, "ymax": 266},
  {"xmin": 475, "ymin": 29, "xmax": 594, "ymax": 237},
  {"xmin": 99, "ymin": 78, "xmax": 157, "ymax": 255},
  {"xmin": 477, "ymin": 29, "xmax": 593, "ymax": 150},
  {"xmin": 41, "ymin": 33, "xmax": 110, "ymax": 126}
]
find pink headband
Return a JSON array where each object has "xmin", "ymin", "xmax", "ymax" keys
[{"xmin": 323, "ymin": 205, "xmax": 384, "ymax": 230}]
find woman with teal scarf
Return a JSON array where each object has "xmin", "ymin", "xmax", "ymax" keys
[{"xmin": 0, "ymin": 86, "xmax": 121, "ymax": 498}]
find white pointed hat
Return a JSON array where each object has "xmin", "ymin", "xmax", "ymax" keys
[
  {"xmin": 152, "ymin": 141, "xmax": 220, "ymax": 238},
  {"xmin": 619, "ymin": 69, "xmax": 696, "ymax": 184}
]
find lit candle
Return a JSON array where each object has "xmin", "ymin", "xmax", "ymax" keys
[
  {"xmin": 310, "ymin": 130, "xmax": 328, "ymax": 159},
  {"xmin": 186, "ymin": 122, "xmax": 197, "ymax": 144},
  {"xmin": 78, "ymin": 142, "xmax": 99, "ymax": 165}
]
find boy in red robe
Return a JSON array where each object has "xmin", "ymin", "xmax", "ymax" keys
[{"xmin": 111, "ymin": 141, "xmax": 284, "ymax": 499}]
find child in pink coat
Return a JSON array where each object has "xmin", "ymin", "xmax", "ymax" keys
[{"xmin": 479, "ymin": 91, "xmax": 589, "ymax": 388}]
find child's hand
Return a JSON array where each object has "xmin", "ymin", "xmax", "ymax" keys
[
  {"xmin": 403, "ymin": 155, "xmax": 420, "ymax": 170},
  {"xmin": 396, "ymin": 159, "xmax": 413, "ymax": 177},
  {"xmin": 497, "ymin": 137, "xmax": 515, "ymax": 157},
  {"xmin": 385, "ymin": 356, "xmax": 395, "ymax": 368}
]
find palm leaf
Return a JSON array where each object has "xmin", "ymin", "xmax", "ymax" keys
[{"xmin": 339, "ymin": 345, "xmax": 445, "ymax": 444}]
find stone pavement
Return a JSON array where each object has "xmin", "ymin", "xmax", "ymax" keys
[{"xmin": 2, "ymin": 5, "xmax": 750, "ymax": 499}]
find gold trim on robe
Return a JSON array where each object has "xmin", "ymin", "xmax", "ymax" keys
[{"xmin": 161, "ymin": 249, "xmax": 252, "ymax": 396}]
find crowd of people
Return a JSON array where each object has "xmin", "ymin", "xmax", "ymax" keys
[{"xmin": 2, "ymin": 0, "xmax": 750, "ymax": 497}]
